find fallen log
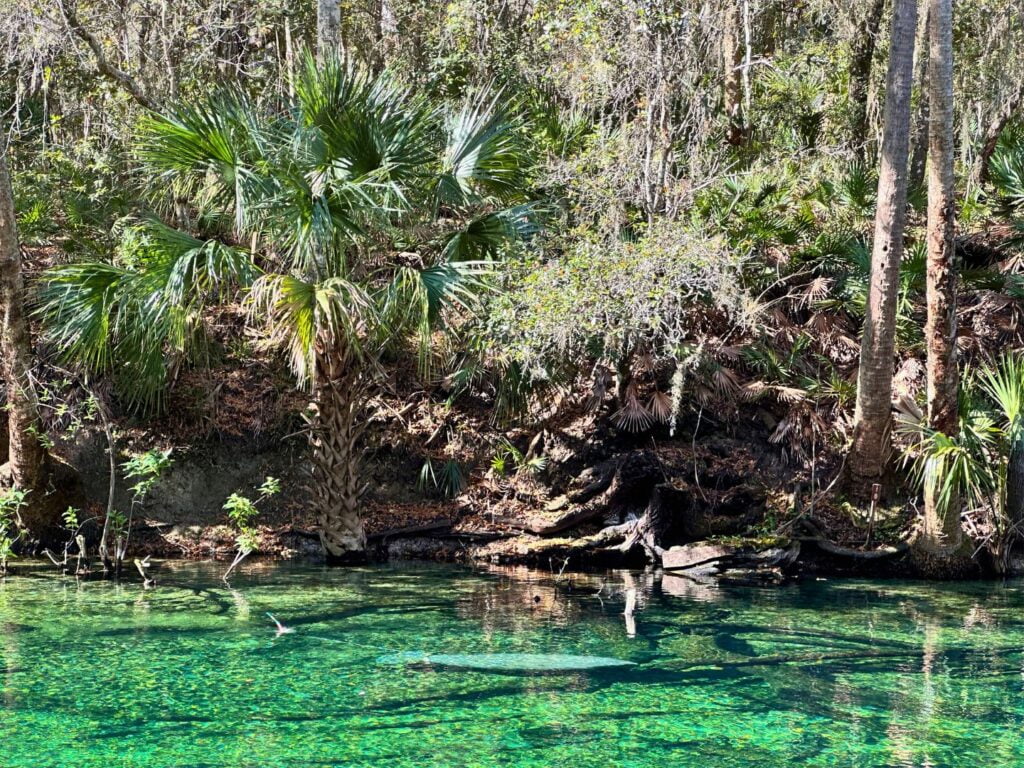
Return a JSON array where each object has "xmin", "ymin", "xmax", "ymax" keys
[
  {"xmin": 495, "ymin": 503, "xmax": 607, "ymax": 536},
  {"xmin": 796, "ymin": 516, "xmax": 908, "ymax": 559},
  {"xmin": 368, "ymin": 520, "xmax": 455, "ymax": 540},
  {"xmin": 800, "ymin": 536, "xmax": 907, "ymax": 559},
  {"xmin": 662, "ymin": 540, "xmax": 800, "ymax": 573}
]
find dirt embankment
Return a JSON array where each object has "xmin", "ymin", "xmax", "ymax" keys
[
  {"xmin": 45, "ymin": 352, "xmax": 920, "ymax": 581},
  {"xmin": 18, "ymin": 255, "xmax": 938, "ymax": 578}
]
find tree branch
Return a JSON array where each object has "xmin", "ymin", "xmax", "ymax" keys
[
  {"xmin": 977, "ymin": 84, "xmax": 1024, "ymax": 184},
  {"xmin": 57, "ymin": 1, "xmax": 159, "ymax": 112}
]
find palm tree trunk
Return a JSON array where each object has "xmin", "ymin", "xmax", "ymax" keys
[
  {"xmin": 848, "ymin": 0, "xmax": 887, "ymax": 163},
  {"xmin": 312, "ymin": 342, "xmax": 367, "ymax": 564},
  {"xmin": 0, "ymin": 152, "xmax": 54, "ymax": 535},
  {"xmin": 1006, "ymin": 436, "xmax": 1024, "ymax": 538},
  {"xmin": 918, "ymin": 0, "xmax": 970, "ymax": 559},
  {"xmin": 316, "ymin": 0, "xmax": 343, "ymax": 63},
  {"xmin": 850, "ymin": 0, "xmax": 918, "ymax": 490},
  {"xmin": 723, "ymin": 1, "xmax": 746, "ymax": 146},
  {"xmin": 908, "ymin": 5, "xmax": 931, "ymax": 191}
]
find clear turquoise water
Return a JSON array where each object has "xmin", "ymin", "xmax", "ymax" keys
[{"xmin": 3, "ymin": 561, "xmax": 1024, "ymax": 767}]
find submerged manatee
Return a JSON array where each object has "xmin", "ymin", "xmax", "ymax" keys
[{"xmin": 377, "ymin": 651, "xmax": 636, "ymax": 672}]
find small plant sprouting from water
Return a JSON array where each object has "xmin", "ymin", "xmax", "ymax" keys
[
  {"xmin": 42, "ymin": 506, "xmax": 92, "ymax": 575},
  {"xmin": 222, "ymin": 476, "xmax": 280, "ymax": 581},
  {"xmin": 0, "ymin": 488, "xmax": 28, "ymax": 575},
  {"xmin": 99, "ymin": 449, "xmax": 173, "ymax": 575}
]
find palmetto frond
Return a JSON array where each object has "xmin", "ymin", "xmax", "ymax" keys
[
  {"xmin": 138, "ymin": 90, "xmax": 268, "ymax": 233},
  {"xmin": 296, "ymin": 55, "xmax": 436, "ymax": 206},
  {"xmin": 989, "ymin": 126, "xmax": 1024, "ymax": 214},
  {"xmin": 611, "ymin": 383, "xmax": 653, "ymax": 432},
  {"xmin": 437, "ymin": 89, "xmax": 525, "ymax": 206},
  {"xmin": 833, "ymin": 161, "xmax": 876, "ymax": 217},
  {"xmin": 904, "ymin": 417, "xmax": 1002, "ymax": 517},
  {"xmin": 443, "ymin": 204, "xmax": 538, "ymax": 261},
  {"xmin": 647, "ymin": 390, "xmax": 673, "ymax": 423},
  {"xmin": 382, "ymin": 261, "xmax": 494, "ymax": 377},
  {"xmin": 37, "ymin": 220, "xmax": 252, "ymax": 410},
  {"xmin": 250, "ymin": 273, "xmax": 376, "ymax": 388},
  {"xmin": 135, "ymin": 220, "xmax": 256, "ymax": 305},
  {"xmin": 36, "ymin": 261, "xmax": 124, "ymax": 372},
  {"xmin": 982, "ymin": 354, "xmax": 1024, "ymax": 424}
]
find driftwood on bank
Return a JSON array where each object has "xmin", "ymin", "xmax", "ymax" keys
[
  {"xmin": 796, "ymin": 517, "xmax": 908, "ymax": 560},
  {"xmin": 662, "ymin": 540, "xmax": 801, "ymax": 573}
]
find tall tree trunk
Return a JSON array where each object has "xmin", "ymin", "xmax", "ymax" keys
[
  {"xmin": 370, "ymin": 0, "xmax": 396, "ymax": 74},
  {"xmin": 849, "ymin": 0, "xmax": 918, "ymax": 490},
  {"xmin": 0, "ymin": 152, "xmax": 54, "ymax": 535},
  {"xmin": 908, "ymin": 5, "xmax": 931, "ymax": 191},
  {"xmin": 312, "ymin": 343, "xmax": 367, "ymax": 564},
  {"xmin": 723, "ymin": 1, "xmax": 746, "ymax": 146},
  {"xmin": 918, "ymin": 0, "xmax": 970, "ymax": 559},
  {"xmin": 316, "ymin": 0, "xmax": 343, "ymax": 63},
  {"xmin": 848, "ymin": 0, "xmax": 888, "ymax": 163},
  {"xmin": 0, "ymin": 400, "xmax": 8, "ymax": 464},
  {"xmin": 1006, "ymin": 437, "xmax": 1024, "ymax": 543},
  {"xmin": 976, "ymin": 85, "xmax": 1024, "ymax": 184}
]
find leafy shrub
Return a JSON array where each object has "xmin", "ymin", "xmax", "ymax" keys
[{"xmin": 488, "ymin": 221, "xmax": 751, "ymax": 381}]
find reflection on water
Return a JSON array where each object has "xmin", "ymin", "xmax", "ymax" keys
[{"xmin": 2, "ymin": 561, "xmax": 1024, "ymax": 767}]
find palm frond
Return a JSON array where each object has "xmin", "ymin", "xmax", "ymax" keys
[
  {"xmin": 437, "ymin": 88, "xmax": 525, "ymax": 206},
  {"xmin": 250, "ymin": 273, "xmax": 376, "ymax": 387},
  {"xmin": 137, "ymin": 90, "xmax": 267, "ymax": 232},
  {"xmin": 442, "ymin": 204, "xmax": 538, "ymax": 261},
  {"xmin": 36, "ymin": 261, "xmax": 125, "ymax": 372},
  {"xmin": 981, "ymin": 353, "xmax": 1024, "ymax": 432},
  {"xmin": 37, "ymin": 221, "xmax": 253, "ymax": 411}
]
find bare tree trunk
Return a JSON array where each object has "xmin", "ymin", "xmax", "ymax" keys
[
  {"xmin": 723, "ymin": 1, "xmax": 746, "ymax": 146},
  {"xmin": 1006, "ymin": 439, "xmax": 1024, "ymax": 537},
  {"xmin": 0, "ymin": 152, "xmax": 54, "ymax": 534},
  {"xmin": 0, "ymin": 401, "xmax": 7, "ymax": 464},
  {"xmin": 908, "ymin": 5, "xmax": 931, "ymax": 191},
  {"xmin": 918, "ymin": 0, "xmax": 970, "ymax": 559},
  {"xmin": 976, "ymin": 85, "xmax": 1024, "ymax": 184},
  {"xmin": 369, "ymin": 0, "xmax": 396, "ymax": 74},
  {"xmin": 849, "ymin": 0, "xmax": 888, "ymax": 163},
  {"xmin": 312, "ymin": 343, "xmax": 367, "ymax": 564},
  {"xmin": 317, "ymin": 0, "xmax": 343, "ymax": 63},
  {"xmin": 850, "ymin": 0, "xmax": 918, "ymax": 490}
]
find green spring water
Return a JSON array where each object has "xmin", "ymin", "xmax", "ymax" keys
[{"xmin": 2, "ymin": 560, "xmax": 1024, "ymax": 767}]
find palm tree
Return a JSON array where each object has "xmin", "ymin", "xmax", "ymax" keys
[
  {"xmin": 918, "ymin": 0, "xmax": 969, "ymax": 559},
  {"xmin": 850, "ymin": 0, "xmax": 918, "ymax": 491},
  {"xmin": 38, "ymin": 55, "xmax": 535, "ymax": 563}
]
